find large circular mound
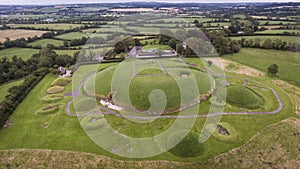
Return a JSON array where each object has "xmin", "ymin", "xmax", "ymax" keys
[
  {"xmin": 167, "ymin": 131, "xmax": 203, "ymax": 158},
  {"xmin": 47, "ymin": 86, "xmax": 64, "ymax": 94},
  {"xmin": 226, "ymin": 85, "xmax": 263, "ymax": 109},
  {"xmin": 84, "ymin": 60, "xmax": 213, "ymax": 112}
]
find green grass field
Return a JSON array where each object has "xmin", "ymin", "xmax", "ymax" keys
[
  {"xmin": 0, "ymin": 60, "xmax": 296, "ymax": 164},
  {"xmin": 255, "ymin": 29, "xmax": 300, "ymax": 34},
  {"xmin": 230, "ymin": 35, "xmax": 300, "ymax": 44},
  {"xmin": 9, "ymin": 23, "xmax": 84, "ymax": 30},
  {"xmin": 54, "ymin": 50, "xmax": 79, "ymax": 56},
  {"xmin": 0, "ymin": 47, "xmax": 39, "ymax": 60},
  {"xmin": 28, "ymin": 39, "xmax": 65, "ymax": 47},
  {"xmin": 258, "ymin": 20, "xmax": 297, "ymax": 25},
  {"xmin": 0, "ymin": 79, "xmax": 24, "ymax": 102},
  {"xmin": 224, "ymin": 48, "xmax": 300, "ymax": 84}
]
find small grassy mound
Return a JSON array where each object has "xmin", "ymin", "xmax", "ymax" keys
[
  {"xmin": 40, "ymin": 94, "xmax": 64, "ymax": 103},
  {"xmin": 80, "ymin": 114, "xmax": 105, "ymax": 130},
  {"xmin": 167, "ymin": 131, "xmax": 203, "ymax": 158},
  {"xmin": 226, "ymin": 85, "xmax": 263, "ymax": 109},
  {"xmin": 35, "ymin": 104, "xmax": 61, "ymax": 116},
  {"xmin": 47, "ymin": 86, "xmax": 64, "ymax": 94},
  {"xmin": 50, "ymin": 78, "xmax": 71, "ymax": 86},
  {"xmin": 205, "ymin": 122, "xmax": 240, "ymax": 143}
]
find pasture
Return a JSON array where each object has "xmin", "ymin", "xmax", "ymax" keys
[
  {"xmin": 0, "ymin": 29, "xmax": 47, "ymax": 43},
  {"xmin": 28, "ymin": 39, "xmax": 65, "ymax": 47},
  {"xmin": 224, "ymin": 48, "xmax": 300, "ymax": 84},
  {"xmin": 0, "ymin": 47, "xmax": 39, "ymax": 60},
  {"xmin": 255, "ymin": 29, "xmax": 300, "ymax": 34},
  {"xmin": 258, "ymin": 20, "xmax": 297, "ymax": 25}
]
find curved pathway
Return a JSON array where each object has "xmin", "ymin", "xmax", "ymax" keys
[{"xmin": 65, "ymin": 71, "xmax": 283, "ymax": 120}]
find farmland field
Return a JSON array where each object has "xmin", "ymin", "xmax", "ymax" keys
[
  {"xmin": 8, "ymin": 23, "xmax": 84, "ymax": 30},
  {"xmin": 224, "ymin": 48, "xmax": 300, "ymax": 84},
  {"xmin": 230, "ymin": 35, "xmax": 300, "ymax": 44},
  {"xmin": 28, "ymin": 39, "xmax": 65, "ymax": 47},
  {"xmin": 0, "ymin": 29, "xmax": 47, "ymax": 43},
  {"xmin": 258, "ymin": 20, "xmax": 297, "ymax": 25},
  {"xmin": 0, "ymin": 79, "xmax": 24, "ymax": 102},
  {"xmin": 55, "ymin": 32, "xmax": 110, "ymax": 40},
  {"xmin": 0, "ymin": 48, "xmax": 39, "ymax": 60},
  {"xmin": 255, "ymin": 29, "xmax": 300, "ymax": 34}
]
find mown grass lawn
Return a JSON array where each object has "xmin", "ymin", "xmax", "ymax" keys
[{"xmin": 224, "ymin": 48, "xmax": 300, "ymax": 84}]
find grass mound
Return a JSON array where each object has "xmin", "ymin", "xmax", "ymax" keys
[
  {"xmin": 40, "ymin": 94, "xmax": 64, "ymax": 103},
  {"xmin": 35, "ymin": 104, "xmax": 61, "ymax": 116},
  {"xmin": 80, "ymin": 114, "xmax": 105, "ymax": 130},
  {"xmin": 84, "ymin": 60, "xmax": 212, "ymax": 112},
  {"xmin": 167, "ymin": 131, "xmax": 203, "ymax": 158},
  {"xmin": 50, "ymin": 78, "xmax": 71, "ymax": 86},
  {"xmin": 205, "ymin": 122, "xmax": 240, "ymax": 143},
  {"xmin": 226, "ymin": 85, "xmax": 263, "ymax": 109},
  {"xmin": 47, "ymin": 86, "xmax": 64, "ymax": 94}
]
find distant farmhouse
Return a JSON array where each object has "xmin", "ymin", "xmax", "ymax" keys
[{"xmin": 127, "ymin": 46, "xmax": 177, "ymax": 59}]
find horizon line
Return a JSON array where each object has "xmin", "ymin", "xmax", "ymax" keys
[{"xmin": 0, "ymin": 1, "xmax": 298, "ymax": 6}]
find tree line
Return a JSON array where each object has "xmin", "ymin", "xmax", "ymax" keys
[
  {"xmin": 0, "ymin": 48, "xmax": 76, "ymax": 128},
  {"xmin": 239, "ymin": 38, "xmax": 300, "ymax": 52}
]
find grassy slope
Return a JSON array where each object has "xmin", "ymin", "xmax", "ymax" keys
[
  {"xmin": 0, "ymin": 47, "xmax": 39, "ymax": 60},
  {"xmin": 224, "ymin": 48, "xmax": 300, "ymax": 84},
  {"xmin": 0, "ymin": 79, "xmax": 24, "ymax": 102},
  {"xmin": 0, "ymin": 117, "xmax": 298, "ymax": 168}
]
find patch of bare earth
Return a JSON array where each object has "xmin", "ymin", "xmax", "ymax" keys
[
  {"xmin": 204, "ymin": 57, "xmax": 264, "ymax": 77},
  {"xmin": 0, "ymin": 29, "xmax": 47, "ymax": 42},
  {"xmin": 273, "ymin": 80, "xmax": 300, "ymax": 116}
]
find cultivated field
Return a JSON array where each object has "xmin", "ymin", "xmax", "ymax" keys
[
  {"xmin": 255, "ymin": 29, "xmax": 300, "ymax": 34},
  {"xmin": 0, "ymin": 29, "xmax": 47, "ymax": 42}
]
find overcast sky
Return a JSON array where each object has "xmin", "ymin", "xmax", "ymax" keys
[{"xmin": 0, "ymin": 0, "xmax": 299, "ymax": 5}]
